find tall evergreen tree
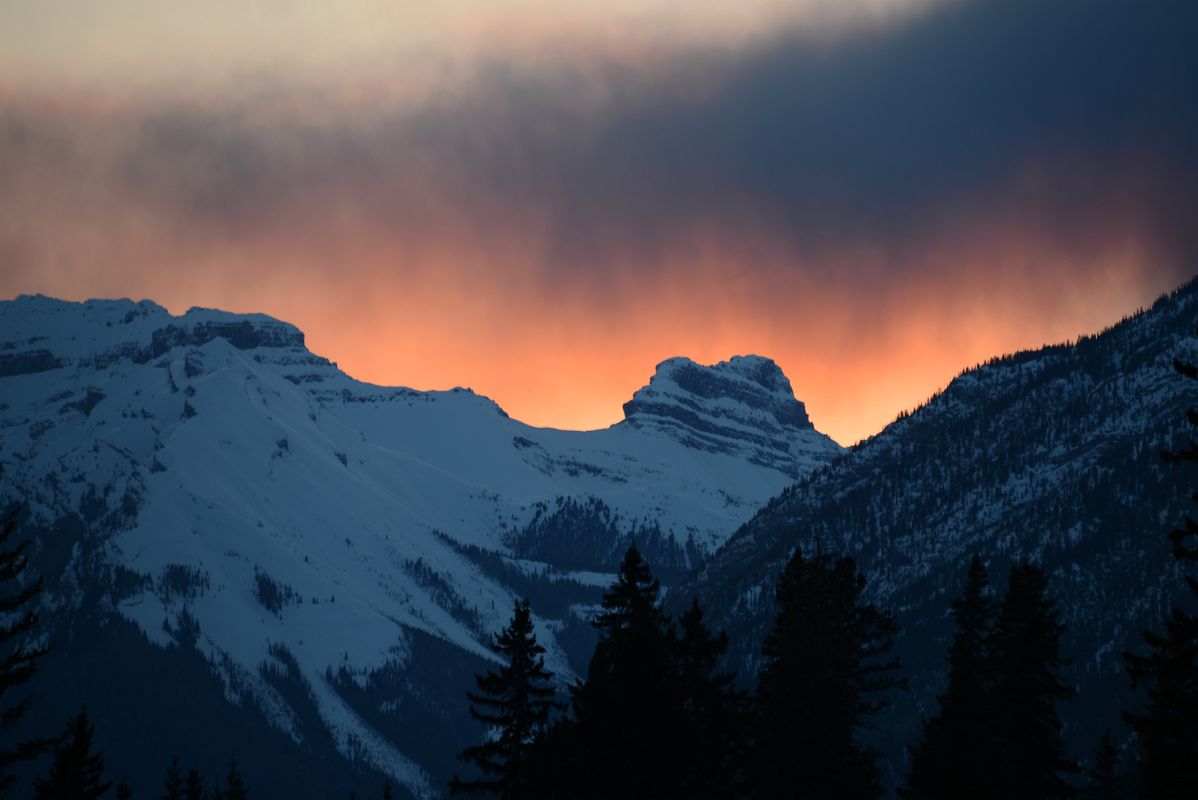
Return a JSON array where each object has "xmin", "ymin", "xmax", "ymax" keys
[
  {"xmin": 33, "ymin": 709, "xmax": 112, "ymax": 800},
  {"xmin": 516, "ymin": 549, "xmax": 749, "ymax": 798},
  {"xmin": 0, "ymin": 505, "xmax": 50, "ymax": 797},
  {"xmin": 987, "ymin": 561, "xmax": 1076, "ymax": 799},
  {"xmin": 903, "ymin": 555, "xmax": 997, "ymax": 800},
  {"xmin": 752, "ymin": 547, "xmax": 904, "ymax": 800},
  {"xmin": 220, "ymin": 758, "xmax": 248, "ymax": 800},
  {"xmin": 1122, "ymin": 352, "xmax": 1198, "ymax": 798},
  {"xmin": 558, "ymin": 546, "xmax": 683, "ymax": 799},
  {"xmin": 1081, "ymin": 731, "xmax": 1127, "ymax": 800},
  {"xmin": 160, "ymin": 757, "xmax": 183, "ymax": 800},
  {"xmin": 450, "ymin": 598, "xmax": 561, "ymax": 798},
  {"xmin": 673, "ymin": 599, "xmax": 749, "ymax": 800},
  {"xmin": 181, "ymin": 769, "xmax": 203, "ymax": 800}
]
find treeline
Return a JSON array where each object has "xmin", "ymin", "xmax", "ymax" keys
[
  {"xmin": 0, "ymin": 506, "xmax": 243, "ymax": 800},
  {"xmin": 29, "ymin": 711, "xmax": 249, "ymax": 800},
  {"xmin": 449, "ymin": 546, "xmax": 1088, "ymax": 799},
  {"xmin": 0, "ymin": 503, "xmax": 404, "ymax": 800},
  {"xmin": 9, "ymin": 705, "xmax": 389, "ymax": 800}
]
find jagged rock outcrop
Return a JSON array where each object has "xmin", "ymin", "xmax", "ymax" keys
[{"xmin": 622, "ymin": 355, "xmax": 840, "ymax": 476}]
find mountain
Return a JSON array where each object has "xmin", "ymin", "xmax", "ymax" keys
[
  {"xmin": 681, "ymin": 277, "xmax": 1198, "ymax": 784},
  {"xmin": 621, "ymin": 354, "xmax": 834, "ymax": 478},
  {"xmin": 0, "ymin": 295, "xmax": 840, "ymax": 798},
  {"xmin": 6, "ymin": 278, "xmax": 1196, "ymax": 797}
]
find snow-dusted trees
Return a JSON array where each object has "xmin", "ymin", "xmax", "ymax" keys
[
  {"xmin": 0, "ymin": 505, "xmax": 50, "ymax": 797},
  {"xmin": 1123, "ymin": 354, "xmax": 1198, "ymax": 798}
]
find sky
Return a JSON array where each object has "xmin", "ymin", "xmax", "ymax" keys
[{"xmin": 2, "ymin": 0, "xmax": 1196, "ymax": 445}]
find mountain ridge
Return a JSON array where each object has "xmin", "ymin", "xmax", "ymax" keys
[
  {"xmin": 680, "ymin": 276, "xmax": 1198, "ymax": 784},
  {"xmin": 0, "ymin": 292, "xmax": 841, "ymax": 798}
]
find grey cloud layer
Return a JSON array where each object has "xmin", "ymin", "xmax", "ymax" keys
[{"xmin": 4, "ymin": 0, "xmax": 1197, "ymax": 287}]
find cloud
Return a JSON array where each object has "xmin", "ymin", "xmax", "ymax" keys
[{"xmin": 1, "ymin": 0, "xmax": 1195, "ymax": 443}]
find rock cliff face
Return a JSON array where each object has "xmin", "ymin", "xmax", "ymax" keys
[{"xmin": 622, "ymin": 355, "xmax": 840, "ymax": 477}]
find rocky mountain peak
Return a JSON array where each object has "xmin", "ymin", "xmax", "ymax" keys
[
  {"xmin": 0, "ymin": 296, "xmax": 312, "ymax": 377},
  {"xmin": 621, "ymin": 355, "xmax": 840, "ymax": 475}
]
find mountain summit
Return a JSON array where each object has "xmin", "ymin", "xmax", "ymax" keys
[{"xmin": 623, "ymin": 355, "xmax": 835, "ymax": 476}]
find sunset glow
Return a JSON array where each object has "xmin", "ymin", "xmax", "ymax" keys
[{"xmin": 2, "ymin": 0, "xmax": 1195, "ymax": 444}]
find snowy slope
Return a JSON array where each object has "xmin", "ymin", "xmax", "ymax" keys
[
  {"xmin": 0, "ymin": 295, "xmax": 840, "ymax": 796},
  {"xmin": 681, "ymin": 278, "xmax": 1198, "ymax": 779}
]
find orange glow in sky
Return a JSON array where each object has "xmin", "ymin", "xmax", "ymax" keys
[
  {"xmin": 3, "ymin": 191, "xmax": 1175, "ymax": 445},
  {"xmin": 1, "ymin": 1, "xmax": 1193, "ymax": 446}
]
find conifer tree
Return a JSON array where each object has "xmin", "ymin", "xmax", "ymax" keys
[
  {"xmin": 987, "ymin": 561, "xmax": 1076, "ymax": 799},
  {"xmin": 561, "ymin": 546, "xmax": 682, "ymax": 799},
  {"xmin": 181, "ymin": 769, "xmax": 203, "ymax": 800},
  {"xmin": 160, "ymin": 758, "xmax": 183, "ymax": 800},
  {"xmin": 514, "ymin": 550, "xmax": 749, "ymax": 798},
  {"xmin": 0, "ymin": 505, "xmax": 50, "ymax": 797},
  {"xmin": 33, "ymin": 709, "xmax": 112, "ymax": 800},
  {"xmin": 752, "ymin": 547, "xmax": 903, "ymax": 800},
  {"xmin": 903, "ymin": 555, "xmax": 997, "ymax": 800},
  {"xmin": 673, "ymin": 598, "xmax": 749, "ymax": 800},
  {"xmin": 1081, "ymin": 731, "xmax": 1124, "ymax": 800},
  {"xmin": 450, "ymin": 598, "xmax": 561, "ymax": 798},
  {"xmin": 115, "ymin": 780, "xmax": 132, "ymax": 800},
  {"xmin": 1121, "ymin": 353, "xmax": 1198, "ymax": 798},
  {"xmin": 382, "ymin": 780, "xmax": 394, "ymax": 800},
  {"xmin": 221, "ymin": 758, "xmax": 248, "ymax": 800}
]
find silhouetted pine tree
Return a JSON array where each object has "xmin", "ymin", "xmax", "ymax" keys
[
  {"xmin": 160, "ymin": 757, "xmax": 183, "ymax": 800},
  {"xmin": 988, "ymin": 561, "xmax": 1076, "ymax": 799},
  {"xmin": 220, "ymin": 758, "xmax": 248, "ymax": 800},
  {"xmin": 33, "ymin": 709, "xmax": 112, "ymax": 800},
  {"xmin": 559, "ymin": 546, "xmax": 682, "ymax": 798},
  {"xmin": 673, "ymin": 598, "xmax": 749, "ymax": 800},
  {"xmin": 903, "ymin": 555, "xmax": 997, "ymax": 800},
  {"xmin": 1081, "ymin": 731, "xmax": 1127, "ymax": 800},
  {"xmin": 0, "ymin": 505, "xmax": 50, "ymax": 797},
  {"xmin": 450, "ymin": 598, "xmax": 561, "ymax": 798},
  {"xmin": 382, "ymin": 780, "xmax": 394, "ymax": 800},
  {"xmin": 1122, "ymin": 353, "xmax": 1198, "ymax": 799},
  {"xmin": 115, "ymin": 779, "xmax": 132, "ymax": 800},
  {"xmin": 181, "ymin": 769, "xmax": 203, "ymax": 800},
  {"xmin": 752, "ymin": 547, "xmax": 904, "ymax": 800}
]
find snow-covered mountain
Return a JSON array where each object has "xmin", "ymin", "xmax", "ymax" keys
[
  {"xmin": 622, "ymin": 355, "xmax": 834, "ymax": 478},
  {"xmin": 0, "ymin": 295, "xmax": 840, "ymax": 798},
  {"xmin": 8, "ymin": 279, "xmax": 1194, "ymax": 796},
  {"xmin": 681, "ymin": 278, "xmax": 1198, "ymax": 781}
]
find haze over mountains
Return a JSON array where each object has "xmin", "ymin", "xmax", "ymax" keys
[{"xmin": 1, "ymin": 278, "xmax": 1196, "ymax": 797}]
